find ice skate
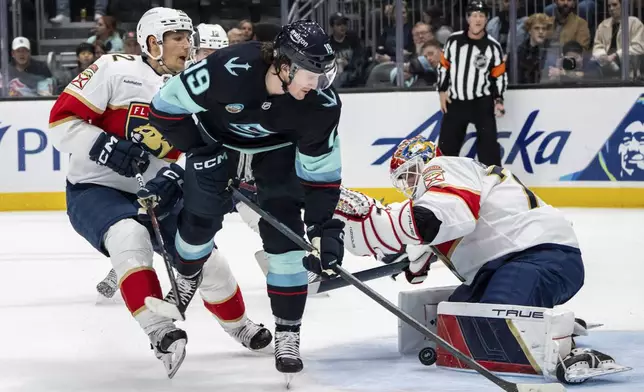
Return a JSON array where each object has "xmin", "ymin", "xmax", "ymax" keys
[
  {"xmin": 145, "ymin": 271, "xmax": 203, "ymax": 321},
  {"xmin": 274, "ymin": 327, "xmax": 303, "ymax": 374},
  {"xmin": 225, "ymin": 318, "xmax": 273, "ymax": 350},
  {"xmin": 148, "ymin": 323, "xmax": 188, "ymax": 379},
  {"xmin": 96, "ymin": 268, "xmax": 118, "ymax": 299}
]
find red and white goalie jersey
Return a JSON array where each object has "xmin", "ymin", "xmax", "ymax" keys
[
  {"xmin": 49, "ymin": 54, "xmax": 181, "ymax": 193},
  {"xmin": 337, "ymin": 154, "xmax": 579, "ymax": 285}
]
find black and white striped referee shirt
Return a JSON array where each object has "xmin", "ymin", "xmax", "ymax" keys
[{"xmin": 437, "ymin": 31, "xmax": 508, "ymax": 102}]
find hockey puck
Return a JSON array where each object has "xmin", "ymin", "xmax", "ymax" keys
[{"xmin": 418, "ymin": 347, "xmax": 437, "ymax": 366}]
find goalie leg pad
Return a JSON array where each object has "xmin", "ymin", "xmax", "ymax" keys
[
  {"xmin": 103, "ymin": 218, "xmax": 162, "ymax": 315},
  {"xmin": 436, "ymin": 302, "xmax": 574, "ymax": 378},
  {"xmin": 199, "ymin": 250, "xmax": 247, "ymax": 328}
]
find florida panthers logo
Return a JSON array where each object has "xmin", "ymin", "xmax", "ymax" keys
[{"xmin": 125, "ymin": 102, "xmax": 175, "ymax": 160}]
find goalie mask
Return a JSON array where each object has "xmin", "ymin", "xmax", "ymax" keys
[{"xmin": 390, "ymin": 136, "xmax": 437, "ymax": 200}]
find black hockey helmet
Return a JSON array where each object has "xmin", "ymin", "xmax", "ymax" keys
[
  {"xmin": 273, "ymin": 20, "xmax": 337, "ymax": 90},
  {"xmin": 466, "ymin": 0, "xmax": 490, "ymax": 17}
]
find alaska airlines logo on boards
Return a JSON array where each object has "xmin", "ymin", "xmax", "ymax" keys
[
  {"xmin": 560, "ymin": 94, "xmax": 644, "ymax": 181},
  {"xmin": 0, "ymin": 122, "xmax": 62, "ymax": 171},
  {"xmin": 371, "ymin": 110, "xmax": 571, "ymax": 174}
]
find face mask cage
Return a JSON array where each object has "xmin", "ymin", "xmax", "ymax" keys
[{"xmin": 391, "ymin": 155, "xmax": 426, "ymax": 199}]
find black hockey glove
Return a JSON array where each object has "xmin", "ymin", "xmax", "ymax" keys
[
  {"xmin": 302, "ymin": 219, "xmax": 345, "ymax": 278},
  {"xmin": 136, "ymin": 163, "xmax": 184, "ymax": 220},
  {"xmin": 89, "ymin": 133, "xmax": 150, "ymax": 177}
]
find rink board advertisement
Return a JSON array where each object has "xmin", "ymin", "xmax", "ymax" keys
[{"xmin": 1, "ymin": 87, "xmax": 643, "ymax": 211}]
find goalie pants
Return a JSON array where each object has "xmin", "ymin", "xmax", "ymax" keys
[
  {"xmin": 438, "ymin": 96, "xmax": 502, "ymax": 167},
  {"xmin": 448, "ymin": 244, "xmax": 584, "ymax": 308},
  {"xmin": 177, "ymin": 143, "xmax": 308, "ymax": 324}
]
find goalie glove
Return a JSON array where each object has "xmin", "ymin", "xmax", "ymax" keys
[
  {"xmin": 402, "ymin": 244, "xmax": 436, "ymax": 284},
  {"xmin": 333, "ymin": 186, "xmax": 422, "ymax": 260}
]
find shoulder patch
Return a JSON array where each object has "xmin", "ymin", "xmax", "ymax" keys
[
  {"xmin": 70, "ymin": 64, "xmax": 99, "ymax": 90},
  {"xmin": 423, "ymin": 165, "xmax": 445, "ymax": 188}
]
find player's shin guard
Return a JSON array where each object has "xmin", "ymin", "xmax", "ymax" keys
[{"xmin": 104, "ymin": 219, "xmax": 163, "ymax": 318}]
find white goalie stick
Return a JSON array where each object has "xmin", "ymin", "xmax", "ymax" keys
[{"xmin": 229, "ymin": 183, "xmax": 566, "ymax": 392}]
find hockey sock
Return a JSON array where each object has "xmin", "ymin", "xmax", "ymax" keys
[{"xmin": 265, "ymin": 251, "xmax": 308, "ymax": 322}]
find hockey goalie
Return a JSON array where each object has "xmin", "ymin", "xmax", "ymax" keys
[{"xmin": 333, "ymin": 135, "xmax": 631, "ymax": 384}]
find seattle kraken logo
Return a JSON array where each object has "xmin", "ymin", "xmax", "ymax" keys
[
  {"xmin": 224, "ymin": 57, "xmax": 251, "ymax": 76},
  {"xmin": 229, "ymin": 123, "xmax": 274, "ymax": 138}
]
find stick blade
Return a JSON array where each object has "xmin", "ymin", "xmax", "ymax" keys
[
  {"xmin": 516, "ymin": 383, "xmax": 566, "ymax": 392},
  {"xmin": 144, "ymin": 297, "xmax": 185, "ymax": 321}
]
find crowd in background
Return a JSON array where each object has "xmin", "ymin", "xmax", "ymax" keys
[{"xmin": 2, "ymin": 0, "xmax": 644, "ymax": 97}]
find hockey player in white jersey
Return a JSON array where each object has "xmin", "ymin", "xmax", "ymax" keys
[
  {"xmin": 333, "ymin": 135, "xmax": 630, "ymax": 384},
  {"xmin": 49, "ymin": 7, "xmax": 270, "ymax": 378},
  {"xmin": 190, "ymin": 23, "xmax": 228, "ymax": 64}
]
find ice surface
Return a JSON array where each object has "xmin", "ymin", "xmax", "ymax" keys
[{"xmin": 1, "ymin": 208, "xmax": 642, "ymax": 391}]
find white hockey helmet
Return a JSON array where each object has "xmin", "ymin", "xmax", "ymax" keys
[
  {"xmin": 137, "ymin": 7, "xmax": 193, "ymax": 60},
  {"xmin": 195, "ymin": 23, "xmax": 229, "ymax": 50}
]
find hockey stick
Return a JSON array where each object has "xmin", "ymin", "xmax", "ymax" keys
[
  {"xmin": 312, "ymin": 255, "xmax": 410, "ymax": 295},
  {"xmin": 133, "ymin": 163, "xmax": 186, "ymax": 322},
  {"xmin": 229, "ymin": 184, "xmax": 565, "ymax": 392}
]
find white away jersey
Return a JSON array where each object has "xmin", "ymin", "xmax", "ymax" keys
[
  {"xmin": 414, "ymin": 156, "xmax": 579, "ymax": 285},
  {"xmin": 48, "ymin": 54, "xmax": 182, "ymax": 194}
]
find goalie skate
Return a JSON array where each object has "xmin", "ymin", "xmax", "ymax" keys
[
  {"xmin": 226, "ymin": 319, "xmax": 273, "ymax": 350},
  {"xmin": 556, "ymin": 348, "xmax": 632, "ymax": 384},
  {"xmin": 148, "ymin": 324, "xmax": 188, "ymax": 379}
]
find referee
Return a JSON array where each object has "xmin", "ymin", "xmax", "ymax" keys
[{"xmin": 436, "ymin": 0, "xmax": 507, "ymax": 167}]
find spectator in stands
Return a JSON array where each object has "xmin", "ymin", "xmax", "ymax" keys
[
  {"xmin": 592, "ymin": 0, "xmax": 644, "ymax": 78},
  {"xmin": 57, "ymin": 42, "xmax": 96, "ymax": 93},
  {"xmin": 252, "ymin": 23, "xmax": 282, "ymax": 42},
  {"xmin": 510, "ymin": 13, "xmax": 554, "ymax": 84},
  {"xmin": 238, "ymin": 19, "xmax": 254, "ymax": 41},
  {"xmin": 486, "ymin": 0, "xmax": 527, "ymax": 52},
  {"xmin": 546, "ymin": 40, "xmax": 602, "ymax": 82},
  {"xmin": 329, "ymin": 12, "xmax": 365, "ymax": 88},
  {"xmin": 228, "ymin": 28, "xmax": 245, "ymax": 45},
  {"xmin": 387, "ymin": 40, "xmax": 442, "ymax": 88},
  {"xmin": 548, "ymin": 0, "xmax": 591, "ymax": 50},
  {"xmin": 50, "ymin": 0, "xmax": 107, "ymax": 23},
  {"xmin": 375, "ymin": 4, "xmax": 414, "ymax": 63},
  {"xmin": 412, "ymin": 22, "xmax": 434, "ymax": 55},
  {"xmin": 94, "ymin": 41, "xmax": 108, "ymax": 58},
  {"xmin": 545, "ymin": 0, "xmax": 595, "ymax": 26},
  {"xmin": 123, "ymin": 31, "xmax": 141, "ymax": 55},
  {"xmin": 7, "ymin": 37, "xmax": 53, "ymax": 96},
  {"xmin": 87, "ymin": 16, "xmax": 123, "ymax": 54}
]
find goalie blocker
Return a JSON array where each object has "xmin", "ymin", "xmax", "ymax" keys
[{"xmin": 398, "ymin": 287, "xmax": 631, "ymax": 384}]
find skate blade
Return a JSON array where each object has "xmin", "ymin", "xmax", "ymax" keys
[
  {"xmin": 516, "ymin": 383, "xmax": 566, "ymax": 392},
  {"xmin": 95, "ymin": 292, "xmax": 123, "ymax": 306},
  {"xmin": 161, "ymin": 338, "xmax": 187, "ymax": 379},
  {"xmin": 284, "ymin": 373, "xmax": 296, "ymax": 389},
  {"xmin": 145, "ymin": 297, "xmax": 185, "ymax": 321},
  {"xmin": 565, "ymin": 365, "xmax": 633, "ymax": 382}
]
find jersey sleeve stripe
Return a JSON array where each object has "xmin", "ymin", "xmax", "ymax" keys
[
  {"xmin": 428, "ymin": 186, "xmax": 481, "ymax": 219},
  {"xmin": 48, "ymin": 115, "xmax": 78, "ymax": 128},
  {"xmin": 61, "ymin": 89, "xmax": 104, "ymax": 114},
  {"xmin": 491, "ymin": 62, "xmax": 506, "ymax": 78},
  {"xmin": 294, "ymin": 135, "xmax": 342, "ymax": 183}
]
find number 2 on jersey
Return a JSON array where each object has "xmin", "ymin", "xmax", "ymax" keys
[
  {"xmin": 487, "ymin": 165, "xmax": 539, "ymax": 210},
  {"xmin": 185, "ymin": 59, "xmax": 210, "ymax": 95}
]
